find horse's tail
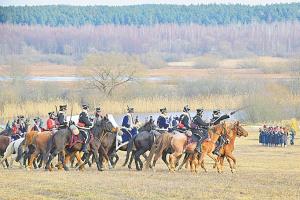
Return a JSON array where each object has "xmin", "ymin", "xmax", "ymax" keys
[
  {"xmin": 0, "ymin": 140, "xmax": 14, "ymax": 164},
  {"xmin": 15, "ymin": 140, "xmax": 25, "ymax": 162},
  {"xmin": 122, "ymin": 137, "xmax": 135, "ymax": 167}
]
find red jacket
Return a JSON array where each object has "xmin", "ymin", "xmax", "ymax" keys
[{"xmin": 47, "ymin": 118, "xmax": 56, "ymax": 130}]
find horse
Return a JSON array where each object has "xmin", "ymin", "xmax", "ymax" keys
[
  {"xmin": 215, "ymin": 121, "xmax": 248, "ymax": 173},
  {"xmin": 0, "ymin": 138, "xmax": 24, "ymax": 168},
  {"xmin": 77, "ymin": 116, "xmax": 121, "ymax": 171},
  {"xmin": 19, "ymin": 130, "xmax": 52, "ymax": 170},
  {"xmin": 122, "ymin": 120, "xmax": 160, "ymax": 170},
  {"xmin": 145, "ymin": 123, "xmax": 228, "ymax": 172},
  {"xmin": 44, "ymin": 122, "xmax": 102, "ymax": 171},
  {"xmin": 188, "ymin": 122, "xmax": 234, "ymax": 173},
  {"xmin": 0, "ymin": 135, "xmax": 11, "ymax": 167}
]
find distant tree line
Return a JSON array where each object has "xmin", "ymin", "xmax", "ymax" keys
[
  {"xmin": 0, "ymin": 22, "xmax": 299, "ymax": 57},
  {"xmin": 0, "ymin": 4, "xmax": 300, "ymax": 26}
]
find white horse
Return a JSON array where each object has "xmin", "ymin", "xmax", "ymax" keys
[{"xmin": 0, "ymin": 138, "xmax": 24, "ymax": 168}]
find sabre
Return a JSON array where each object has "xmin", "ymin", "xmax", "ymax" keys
[{"xmin": 229, "ymin": 105, "xmax": 252, "ymax": 116}]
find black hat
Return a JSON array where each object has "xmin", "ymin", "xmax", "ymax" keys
[
  {"xmin": 96, "ymin": 107, "xmax": 101, "ymax": 112},
  {"xmin": 127, "ymin": 106, "xmax": 134, "ymax": 113},
  {"xmin": 48, "ymin": 111, "xmax": 54, "ymax": 116},
  {"xmin": 183, "ymin": 105, "xmax": 190, "ymax": 112},
  {"xmin": 59, "ymin": 105, "xmax": 67, "ymax": 111},
  {"xmin": 33, "ymin": 117, "xmax": 40, "ymax": 121},
  {"xmin": 213, "ymin": 109, "xmax": 220, "ymax": 115},
  {"xmin": 196, "ymin": 108, "xmax": 204, "ymax": 114},
  {"xmin": 160, "ymin": 107, "xmax": 167, "ymax": 113},
  {"xmin": 82, "ymin": 104, "xmax": 89, "ymax": 110}
]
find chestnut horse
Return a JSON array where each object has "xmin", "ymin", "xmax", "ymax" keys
[
  {"xmin": 22, "ymin": 131, "xmax": 52, "ymax": 170},
  {"xmin": 145, "ymin": 123, "xmax": 227, "ymax": 172},
  {"xmin": 214, "ymin": 122, "xmax": 248, "ymax": 173}
]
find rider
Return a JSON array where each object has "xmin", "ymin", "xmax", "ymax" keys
[
  {"xmin": 78, "ymin": 104, "xmax": 93, "ymax": 153},
  {"xmin": 121, "ymin": 106, "xmax": 138, "ymax": 140},
  {"xmin": 178, "ymin": 105, "xmax": 191, "ymax": 131},
  {"xmin": 192, "ymin": 108, "xmax": 212, "ymax": 153},
  {"xmin": 17, "ymin": 115, "xmax": 27, "ymax": 136},
  {"xmin": 157, "ymin": 107, "xmax": 169, "ymax": 130},
  {"xmin": 57, "ymin": 105, "xmax": 67, "ymax": 129},
  {"xmin": 210, "ymin": 109, "xmax": 230, "ymax": 156},
  {"xmin": 93, "ymin": 107, "xmax": 102, "ymax": 124},
  {"xmin": 32, "ymin": 117, "xmax": 44, "ymax": 132},
  {"xmin": 47, "ymin": 111, "xmax": 57, "ymax": 131}
]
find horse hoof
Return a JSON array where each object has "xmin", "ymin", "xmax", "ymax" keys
[{"xmin": 64, "ymin": 167, "xmax": 69, "ymax": 171}]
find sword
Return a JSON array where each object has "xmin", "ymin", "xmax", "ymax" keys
[{"xmin": 229, "ymin": 105, "xmax": 251, "ymax": 116}]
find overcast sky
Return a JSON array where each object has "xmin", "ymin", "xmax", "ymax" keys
[{"xmin": 1, "ymin": 0, "xmax": 300, "ymax": 6}]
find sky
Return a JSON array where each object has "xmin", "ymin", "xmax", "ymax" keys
[{"xmin": 1, "ymin": 0, "xmax": 300, "ymax": 6}]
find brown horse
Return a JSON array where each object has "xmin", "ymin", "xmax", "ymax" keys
[
  {"xmin": 24, "ymin": 131, "xmax": 52, "ymax": 170},
  {"xmin": 145, "ymin": 123, "xmax": 227, "ymax": 172},
  {"xmin": 215, "ymin": 122, "xmax": 248, "ymax": 173},
  {"xmin": 0, "ymin": 135, "xmax": 11, "ymax": 167}
]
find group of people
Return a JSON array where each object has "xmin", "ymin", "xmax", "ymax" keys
[
  {"xmin": 6, "ymin": 103, "xmax": 233, "ymax": 157},
  {"xmin": 258, "ymin": 125, "xmax": 295, "ymax": 147}
]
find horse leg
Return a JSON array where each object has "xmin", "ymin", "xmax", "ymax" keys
[
  {"xmin": 135, "ymin": 148, "xmax": 147, "ymax": 171},
  {"xmin": 178, "ymin": 153, "xmax": 189, "ymax": 171},
  {"xmin": 169, "ymin": 152, "xmax": 181, "ymax": 172},
  {"xmin": 5, "ymin": 159, "xmax": 9, "ymax": 168},
  {"xmin": 59, "ymin": 150, "xmax": 69, "ymax": 171},
  {"xmin": 200, "ymin": 160, "xmax": 207, "ymax": 172},
  {"xmin": 128, "ymin": 151, "xmax": 134, "ymax": 169},
  {"xmin": 28, "ymin": 150, "xmax": 39, "ymax": 170},
  {"xmin": 226, "ymin": 153, "xmax": 237, "ymax": 172},
  {"xmin": 207, "ymin": 152, "xmax": 220, "ymax": 173},
  {"xmin": 197, "ymin": 151, "xmax": 207, "ymax": 172},
  {"xmin": 162, "ymin": 151, "xmax": 169, "ymax": 167},
  {"xmin": 45, "ymin": 149, "xmax": 58, "ymax": 171}
]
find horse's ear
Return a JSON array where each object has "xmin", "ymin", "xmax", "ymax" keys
[{"xmin": 235, "ymin": 121, "xmax": 240, "ymax": 126}]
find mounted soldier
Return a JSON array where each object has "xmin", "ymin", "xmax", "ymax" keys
[
  {"xmin": 47, "ymin": 111, "xmax": 57, "ymax": 131},
  {"xmin": 78, "ymin": 104, "xmax": 93, "ymax": 153},
  {"xmin": 93, "ymin": 107, "xmax": 102, "ymax": 124},
  {"xmin": 210, "ymin": 109, "xmax": 230, "ymax": 156},
  {"xmin": 32, "ymin": 117, "xmax": 43, "ymax": 132},
  {"xmin": 192, "ymin": 108, "xmax": 212, "ymax": 153},
  {"xmin": 157, "ymin": 107, "xmax": 169, "ymax": 130},
  {"xmin": 57, "ymin": 105, "xmax": 67, "ymax": 129},
  {"xmin": 121, "ymin": 106, "xmax": 138, "ymax": 142},
  {"xmin": 18, "ymin": 115, "xmax": 27, "ymax": 136},
  {"xmin": 178, "ymin": 105, "xmax": 191, "ymax": 131}
]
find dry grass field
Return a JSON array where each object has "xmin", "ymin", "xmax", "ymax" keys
[{"xmin": 0, "ymin": 126, "xmax": 299, "ymax": 200}]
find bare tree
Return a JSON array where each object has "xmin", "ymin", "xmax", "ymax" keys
[{"xmin": 84, "ymin": 53, "xmax": 141, "ymax": 97}]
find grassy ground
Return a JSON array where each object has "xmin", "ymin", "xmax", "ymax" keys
[{"xmin": 0, "ymin": 126, "xmax": 299, "ymax": 200}]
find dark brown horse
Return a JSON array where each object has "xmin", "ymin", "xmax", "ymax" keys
[
  {"xmin": 0, "ymin": 135, "xmax": 10, "ymax": 167},
  {"xmin": 44, "ymin": 123, "xmax": 101, "ymax": 171}
]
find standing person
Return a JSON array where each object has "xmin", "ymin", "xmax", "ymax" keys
[
  {"xmin": 290, "ymin": 128, "xmax": 295, "ymax": 145},
  {"xmin": 210, "ymin": 109, "xmax": 230, "ymax": 156},
  {"xmin": 78, "ymin": 104, "xmax": 93, "ymax": 153},
  {"xmin": 47, "ymin": 111, "xmax": 57, "ymax": 131},
  {"xmin": 157, "ymin": 107, "xmax": 169, "ymax": 130},
  {"xmin": 192, "ymin": 108, "xmax": 211, "ymax": 153},
  {"xmin": 57, "ymin": 105, "xmax": 67, "ymax": 129}
]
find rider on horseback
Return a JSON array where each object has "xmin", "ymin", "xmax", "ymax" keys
[
  {"xmin": 121, "ymin": 106, "xmax": 138, "ymax": 141},
  {"xmin": 78, "ymin": 104, "xmax": 93, "ymax": 153},
  {"xmin": 210, "ymin": 109, "xmax": 230, "ymax": 156},
  {"xmin": 47, "ymin": 111, "xmax": 57, "ymax": 131},
  {"xmin": 57, "ymin": 105, "xmax": 67, "ymax": 129},
  {"xmin": 192, "ymin": 108, "xmax": 212, "ymax": 153},
  {"xmin": 157, "ymin": 107, "xmax": 169, "ymax": 130},
  {"xmin": 178, "ymin": 105, "xmax": 192, "ymax": 136},
  {"xmin": 93, "ymin": 107, "xmax": 102, "ymax": 124}
]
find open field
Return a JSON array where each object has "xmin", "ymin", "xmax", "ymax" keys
[{"xmin": 0, "ymin": 127, "xmax": 299, "ymax": 200}]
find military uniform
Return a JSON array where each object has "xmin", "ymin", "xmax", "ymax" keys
[
  {"xmin": 57, "ymin": 105, "xmax": 67, "ymax": 129},
  {"xmin": 47, "ymin": 111, "xmax": 56, "ymax": 131},
  {"xmin": 211, "ymin": 109, "xmax": 230, "ymax": 156},
  {"xmin": 121, "ymin": 107, "xmax": 138, "ymax": 142},
  {"xmin": 192, "ymin": 108, "xmax": 211, "ymax": 153},
  {"xmin": 178, "ymin": 105, "xmax": 191, "ymax": 131},
  {"xmin": 157, "ymin": 107, "xmax": 169, "ymax": 129},
  {"xmin": 93, "ymin": 107, "xmax": 102, "ymax": 124},
  {"xmin": 78, "ymin": 105, "xmax": 93, "ymax": 153}
]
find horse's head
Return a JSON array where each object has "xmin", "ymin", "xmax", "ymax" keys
[
  {"xmin": 139, "ymin": 120, "xmax": 157, "ymax": 132},
  {"xmin": 231, "ymin": 121, "xmax": 248, "ymax": 137}
]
